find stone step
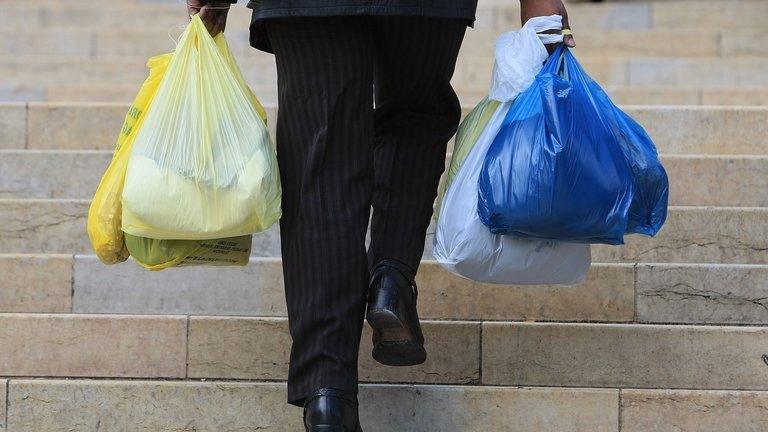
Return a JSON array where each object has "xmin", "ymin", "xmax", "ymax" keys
[
  {"xmin": 483, "ymin": 322, "xmax": 768, "ymax": 391},
  {"xmin": 6, "ymin": 380, "xmax": 768, "ymax": 432},
  {"xmin": 0, "ymin": 102, "xmax": 278, "ymax": 151},
  {"xmin": 611, "ymin": 86, "xmax": 768, "ymax": 107},
  {"xmin": 487, "ymin": 1, "xmax": 768, "ymax": 31},
  {"xmin": 8, "ymin": 83, "xmax": 768, "ymax": 107},
  {"xmin": 0, "ymin": 379, "xmax": 768, "ymax": 432},
  {"xmin": 2, "ymin": 150, "xmax": 766, "ymax": 208},
  {"xmin": 648, "ymin": 0, "xmax": 768, "ymax": 30},
  {"xmin": 5, "ymin": 55, "xmax": 768, "ymax": 90},
  {"xmin": 458, "ymin": 56, "xmax": 768, "ymax": 88},
  {"xmin": 5, "ymin": 0, "xmax": 768, "ymax": 31},
  {"xmin": 7, "ymin": 28, "xmax": 767, "ymax": 58},
  {"xmin": 7, "ymin": 253, "xmax": 768, "ymax": 325},
  {"xmin": 2, "ymin": 3, "xmax": 255, "ymax": 31},
  {"xmin": 460, "ymin": 29, "xmax": 768, "ymax": 58},
  {"xmin": 620, "ymin": 389, "xmax": 768, "ymax": 432},
  {"xmin": 3, "ymin": 103, "xmax": 766, "ymax": 155},
  {"xmin": 0, "ymin": 313, "xmax": 479, "ymax": 384},
  {"xmin": 0, "ymin": 28, "xmax": 254, "ymax": 58},
  {"xmin": 4, "ymin": 380, "xmax": 623, "ymax": 432},
  {"xmin": 661, "ymin": 155, "xmax": 768, "ymax": 207},
  {"xmin": 1, "ymin": 313, "xmax": 767, "ymax": 392},
  {"xmin": 0, "ymin": 199, "xmax": 766, "ymax": 265},
  {"xmin": 4, "ymin": 255, "xmax": 633, "ymax": 321},
  {"xmin": 0, "ymin": 56, "xmax": 276, "ymax": 88},
  {"xmin": 455, "ymin": 84, "xmax": 768, "ymax": 108}
]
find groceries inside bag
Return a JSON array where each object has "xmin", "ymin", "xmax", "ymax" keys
[
  {"xmin": 122, "ymin": 15, "xmax": 282, "ymax": 241},
  {"xmin": 433, "ymin": 16, "xmax": 591, "ymax": 285},
  {"xmin": 477, "ymin": 45, "xmax": 668, "ymax": 245},
  {"xmin": 124, "ymin": 233, "xmax": 252, "ymax": 270}
]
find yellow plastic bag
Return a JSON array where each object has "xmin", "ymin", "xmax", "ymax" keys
[
  {"xmin": 124, "ymin": 233, "xmax": 251, "ymax": 270},
  {"xmin": 89, "ymin": 21, "xmax": 273, "ymax": 270},
  {"xmin": 122, "ymin": 15, "xmax": 282, "ymax": 240},
  {"xmin": 87, "ymin": 53, "xmax": 172, "ymax": 264}
]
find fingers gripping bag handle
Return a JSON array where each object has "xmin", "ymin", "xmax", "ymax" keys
[{"xmin": 122, "ymin": 16, "xmax": 282, "ymax": 241}]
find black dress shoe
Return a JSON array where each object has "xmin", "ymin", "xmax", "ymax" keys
[
  {"xmin": 366, "ymin": 259, "xmax": 427, "ymax": 366},
  {"xmin": 303, "ymin": 388, "xmax": 363, "ymax": 432}
]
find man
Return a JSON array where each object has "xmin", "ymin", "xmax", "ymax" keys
[{"xmin": 187, "ymin": 1, "xmax": 575, "ymax": 430}]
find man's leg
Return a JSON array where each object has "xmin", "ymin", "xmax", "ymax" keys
[
  {"xmin": 266, "ymin": 17, "xmax": 374, "ymax": 407},
  {"xmin": 368, "ymin": 17, "xmax": 467, "ymax": 271}
]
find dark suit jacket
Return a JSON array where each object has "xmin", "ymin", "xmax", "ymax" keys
[
  {"xmin": 228, "ymin": 0, "xmax": 477, "ymax": 52},
  {"xmin": 244, "ymin": 0, "xmax": 477, "ymax": 20}
]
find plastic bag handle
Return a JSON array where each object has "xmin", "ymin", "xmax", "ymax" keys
[
  {"xmin": 175, "ymin": 15, "xmax": 219, "ymax": 54},
  {"xmin": 539, "ymin": 45, "xmax": 571, "ymax": 81},
  {"xmin": 525, "ymin": 15, "xmax": 565, "ymax": 45},
  {"xmin": 557, "ymin": 48, "xmax": 569, "ymax": 81}
]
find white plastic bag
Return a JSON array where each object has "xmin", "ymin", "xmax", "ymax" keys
[{"xmin": 433, "ymin": 16, "xmax": 591, "ymax": 285}]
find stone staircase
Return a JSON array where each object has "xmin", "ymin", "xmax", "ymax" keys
[
  {"xmin": 4, "ymin": 0, "xmax": 768, "ymax": 105},
  {"xmin": 2, "ymin": 0, "xmax": 768, "ymax": 431}
]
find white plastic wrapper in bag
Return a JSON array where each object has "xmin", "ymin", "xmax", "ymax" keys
[{"xmin": 433, "ymin": 16, "xmax": 591, "ymax": 285}]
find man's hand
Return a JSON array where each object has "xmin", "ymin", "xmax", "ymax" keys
[
  {"xmin": 187, "ymin": 0, "xmax": 230, "ymax": 36},
  {"xmin": 521, "ymin": 0, "xmax": 575, "ymax": 48}
]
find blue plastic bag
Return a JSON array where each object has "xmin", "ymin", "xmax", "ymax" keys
[{"xmin": 477, "ymin": 45, "xmax": 668, "ymax": 245}]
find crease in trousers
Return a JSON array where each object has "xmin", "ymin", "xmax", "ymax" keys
[{"xmin": 265, "ymin": 16, "xmax": 466, "ymax": 407}]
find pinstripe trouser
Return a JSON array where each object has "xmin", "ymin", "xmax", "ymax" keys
[{"xmin": 264, "ymin": 16, "xmax": 467, "ymax": 406}]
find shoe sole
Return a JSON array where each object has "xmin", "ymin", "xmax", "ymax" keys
[{"xmin": 367, "ymin": 308, "xmax": 427, "ymax": 367}]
